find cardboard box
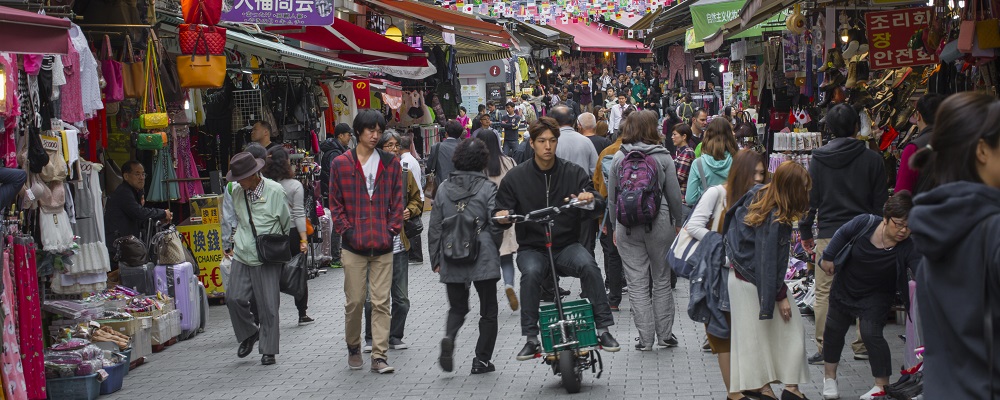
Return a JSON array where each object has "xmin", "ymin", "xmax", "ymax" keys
[
  {"xmin": 97, "ymin": 318, "xmax": 142, "ymax": 336},
  {"xmin": 189, "ymin": 195, "xmax": 222, "ymax": 225},
  {"xmin": 130, "ymin": 317, "xmax": 153, "ymax": 360},
  {"xmin": 151, "ymin": 310, "xmax": 181, "ymax": 345}
]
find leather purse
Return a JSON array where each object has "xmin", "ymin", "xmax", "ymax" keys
[
  {"xmin": 177, "ymin": 53, "xmax": 226, "ymax": 89},
  {"xmin": 734, "ymin": 111, "xmax": 756, "ymax": 138},
  {"xmin": 121, "ymin": 35, "xmax": 144, "ymax": 99},
  {"xmin": 142, "ymin": 37, "xmax": 170, "ymax": 129},
  {"xmin": 832, "ymin": 216, "xmax": 880, "ymax": 268},
  {"xmin": 182, "ymin": 0, "xmax": 222, "ymax": 25},
  {"xmin": 179, "ymin": 24, "xmax": 226, "ymax": 55},
  {"xmin": 153, "ymin": 31, "xmax": 184, "ymax": 102},
  {"xmin": 243, "ymin": 191, "xmax": 292, "ymax": 264},
  {"xmin": 137, "ymin": 131, "xmax": 167, "ymax": 150},
  {"xmin": 959, "ymin": 0, "xmax": 978, "ymax": 53},
  {"xmin": 140, "ymin": 113, "xmax": 169, "ymax": 129},
  {"xmin": 100, "ymin": 35, "xmax": 125, "ymax": 103}
]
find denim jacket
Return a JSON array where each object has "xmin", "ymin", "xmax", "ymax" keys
[
  {"xmin": 723, "ymin": 185, "xmax": 791, "ymax": 320},
  {"xmin": 686, "ymin": 231, "xmax": 730, "ymax": 338}
]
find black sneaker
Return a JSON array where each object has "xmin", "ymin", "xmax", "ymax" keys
[
  {"xmin": 471, "ymin": 357, "xmax": 495, "ymax": 374},
  {"xmin": 298, "ymin": 316, "xmax": 315, "ymax": 326},
  {"xmin": 389, "ymin": 338, "xmax": 408, "ymax": 350},
  {"xmin": 439, "ymin": 337, "xmax": 454, "ymax": 372},
  {"xmin": 854, "ymin": 351, "xmax": 869, "ymax": 360},
  {"xmin": 657, "ymin": 334, "xmax": 679, "ymax": 348},
  {"xmin": 598, "ymin": 332, "xmax": 621, "ymax": 352},
  {"xmin": 516, "ymin": 341, "xmax": 541, "ymax": 361},
  {"xmin": 808, "ymin": 351, "xmax": 824, "ymax": 365},
  {"xmin": 702, "ymin": 338, "xmax": 712, "ymax": 352}
]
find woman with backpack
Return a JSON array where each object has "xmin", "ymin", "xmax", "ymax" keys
[
  {"xmin": 606, "ymin": 110, "xmax": 685, "ymax": 350},
  {"xmin": 686, "ymin": 118, "xmax": 738, "ymax": 206},
  {"xmin": 477, "ymin": 130, "xmax": 519, "ymax": 311},
  {"xmin": 261, "ymin": 147, "xmax": 314, "ymax": 325},
  {"xmin": 684, "ymin": 149, "xmax": 765, "ymax": 399},
  {"xmin": 723, "ymin": 161, "xmax": 812, "ymax": 400},
  {"xmin": 428, "ymin": 138, "xmax": 502, "ymax": 375}
]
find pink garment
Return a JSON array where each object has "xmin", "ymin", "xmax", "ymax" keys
[
  {"xmin": 59, "ymin": 37, "xmax": 85, "ymax": 123},
  {"xmin": 895, "ymin": 142, "xmax": 920, "ymax": 193},
  {"xmin": 456, "ymin": 115, "xmax": 470, "ymax": 137},
  {"xmin": 667, "ymin": 45, "xmax": 686, "ymax": 89},
  {"xmin": 174, "ymin": 133, "xmax": 205, "ymax": 202},
  {"xmin": 1, "ymin": 248, "xmax": 27, "ymax": 400},
  {"xmin": 0, "ymin": 54, "xmax": 20, "ymax": 118},
  {"xmin": 3, "ymin": 117, "xmax": 16, "ymax": 168},
  {"xmin": 13, "ymin": 238, "xmax": 43, "ymax": 400}
]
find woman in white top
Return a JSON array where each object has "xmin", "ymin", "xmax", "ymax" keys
[
  {"xmin": 685, "ymin": 149, "xmax": 765, "ymax": 400},
  {"xmin": 476, "ymin": 130, "xmax": 519, "ymax": 311}
]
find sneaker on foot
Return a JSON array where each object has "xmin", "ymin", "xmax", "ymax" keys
[
  {"xmin": 389, "ymin": 338, "xmax": 408, "ymax": 350},
  {"xmin": 809, "ymin": 351, "xmax": 825, "ymax": 365},
  {"xmin": 701, "ymin": 338, "xmax": 712, "ymax": 352},
  {"xmin": 347, "ymin": 346, "xmax": 363, "ymax": 370},
  {"xmin": 657, "ymin": 334, "xmax": 679, "ymax": 348},
  {"xmin": 822, "ymin": 378, "xmax": 840, "ymax": 399},
  {"xmin": 471, "ymin": 357, "xmax": 495, "ymax": 374},
  {"xmin": 859, "ymin": 385, "xmax": 883, "ymax": 400},
  {"xmin": 370, "ymin": 358, "xmax": 395, "ymax": 374},
  {"xmin": 298, "ymin": 316, "xmax": 315, "ymax": 325},
  {"xmin": 505, "ymin": 286, "xmax": 519, "ymax": 311},
  {"xmin": 363, "ymin": 340, "xmax": 373, "ymax": 353},
  {"xmin": 439, "ymin": 337, "xmax": 454, "ymax": 372},
  {"xmin": 515, "ymin": 341, "xmax": 541, "ymax": 361},
  {"xmin": 598, "ymin": 331, "xmax": 620, "ymax": 352},
  {"xmin": 854, "ymin": 351, "xmax": 870, "ymax": 360},
  {"xmin": 634, "ymin": 338, "xmax": 653, "ymax": 351}
]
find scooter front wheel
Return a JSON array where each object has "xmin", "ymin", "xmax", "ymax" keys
[{"xmin": 559, "ymin": 349, "xmax": 582, "ymax": 393}]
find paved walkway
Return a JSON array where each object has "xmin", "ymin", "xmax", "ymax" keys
[{"xmin": 106, "ymin": 217, "xmax": 905, "ymax": 400}]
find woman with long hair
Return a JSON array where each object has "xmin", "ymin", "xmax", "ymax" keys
[
  {"xmin": 671, "ymin": 123, "xmax": 697, "ymax": 203},
  {"xmin": 607, "ymin": 110, "xmax": 686, "ymax": 350},
  {"xmin": 907, "ymin": 92, "xmax": 1000, "ymax": 398},
  {"xmin": 686, "ymin": 118, "xmax": 739, "ymax": 206},
  {"xmin": 476, "ymin": 130, "xmax": 519, "ymax": 311},
  {"xmin": 261, "ymin": 147, "xmax": 314, "ymax": 324},
  {"xmin": 723, "ymin": 161, "xmax": 812, "ymax": 400},
  {"xmin": 685, "ymin": 149, "xmax": 765, "ymax": 399}
]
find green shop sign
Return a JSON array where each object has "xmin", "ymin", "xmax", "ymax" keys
[{"xmin": 690, "ymin": 0, "xmax": 788, "ymax": 42}]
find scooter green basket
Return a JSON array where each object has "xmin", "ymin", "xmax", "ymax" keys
[{"xmin": 539, "ymin": 299, "xmax": 598, "ymax": 353}]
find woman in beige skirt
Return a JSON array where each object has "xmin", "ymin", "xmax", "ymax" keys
[{"xmin": 722, "ymin": 161, "xmax": 812, "ymax": 400}]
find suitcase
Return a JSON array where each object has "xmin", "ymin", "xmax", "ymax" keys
[
  {"xmin": 120, "ymin": 262, "xmax": 156, "ymax": 295},
  {"xmin": 154, "ymin": 262, "xmax": 201, "ymax": 337}
]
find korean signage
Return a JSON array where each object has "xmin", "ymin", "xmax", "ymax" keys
[
  {"xmin": 352, "ymin": 79, "xmax": 371, "ymax": 109},
  {"xmin": 221, "ymin": 0, "xmax": 335, "ymax": 26},
  {"xmin": 486, "ymin": 82, "xmax": 506, "ymax": 102},
  {"xmin": 865, "ymin": 7, "xmax": 938, "ymax": 70},
  {"xmin": 177, "ymin": 223, "xmax": 226, "ymax": 296},
  {"xmin": 689, "ymin": 0, "xmax": 788, "ymax": 42}
]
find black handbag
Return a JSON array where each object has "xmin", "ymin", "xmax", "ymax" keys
[
  {"xmin": 279, "ymin": 253, "xmax": 307, "ymax": 299},
  {"xmin": 832, "ymin": 216, "xmax": 880, "ymax": 268},
  {"xmin": 243, "ymin": 191, "xmax": 291, "ymax": 264}
]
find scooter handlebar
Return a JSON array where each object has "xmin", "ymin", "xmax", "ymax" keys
[{"xmin": 492, "ymin": 199, "xmax": 589, "ymax": 223}]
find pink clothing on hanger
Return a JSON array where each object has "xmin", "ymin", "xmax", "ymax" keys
[
  {"xmin": 59, "ymin": 37, "xmax": 85, "ymax": 123},
  {"xmin": 13, "ymin": 238, "xmax": 43, "ymax": 400},
  {"xmin": 1, "ymin": 248, "xmax": 27, "ymax": 400}
]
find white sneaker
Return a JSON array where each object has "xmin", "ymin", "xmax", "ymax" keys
[
  {"xmin": 859, "ymin": 385, "xmax": 883, "ymax": 400},
  {"xmin": 822, "ymin": 378, "xmax": 840, "ymax": 399}
]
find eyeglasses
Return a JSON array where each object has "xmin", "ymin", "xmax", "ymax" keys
[
  {"xmin": 382, "ymin": 143, "xmax": 401, "ymax": 149},
  {"xmin": 889, "ymin": 218, "xmax": 910, "ymax": 230}
]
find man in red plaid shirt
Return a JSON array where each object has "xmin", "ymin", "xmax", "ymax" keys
[{"xmin": 329, "ymin": 109, "xmax": 404, "ymax": 374}]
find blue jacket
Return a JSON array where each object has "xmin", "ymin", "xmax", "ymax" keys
[
  {"xmin": 686, "ymin": 231, "xmax": 730, "ymax": 338},
  {"xmin": 723, "ymin": 185, "xmax": 792, "ymax": 320}
]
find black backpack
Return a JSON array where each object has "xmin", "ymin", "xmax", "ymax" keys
[{"xmin": 441, "ymin": 198, "xmax": 482, "ymax": 264}]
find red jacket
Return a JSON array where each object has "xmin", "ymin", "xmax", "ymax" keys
[{"xmin": 329, "ymin": 148, "xmax": 404, "ymax": 256}]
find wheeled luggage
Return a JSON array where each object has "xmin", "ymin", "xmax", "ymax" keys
[
  {"xmin": 119, "ymin": 262, "xmax": 156, "ymax": 295},
  {"xmin": 154, "ymin": 262, "xmax": 201, "ymax": 338}
]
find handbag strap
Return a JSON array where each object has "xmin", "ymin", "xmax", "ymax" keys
[
  {"xmin": 120, "ymin": 35, "xmax": 135, "ymax": 63},
  {"xmin": 696, "ymin": 157, "xmax": 709, "ymax": 193},
  {"xmin": 143, "ymin": 39, "xmax": 167, "ymax": 114}
]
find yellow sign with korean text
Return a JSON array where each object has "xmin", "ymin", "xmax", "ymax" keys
[{"xmin": 177, "ymin": 223, "xmax": 226, "ymax": 296}]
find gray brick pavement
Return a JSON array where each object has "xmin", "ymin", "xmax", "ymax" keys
[{"xmin": 105, "ymin": 215, "xmax": 905, "ymax": 400}]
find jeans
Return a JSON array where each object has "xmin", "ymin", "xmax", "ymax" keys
[
  {"xmin": 580, "ymin": 219, "xmax": 598, "ymax": 257},
  {"xmin": 446, "ymin": 279, "xmax": 499, "ymax": 362},
  {"xmin": 600, "ymin": 226, "xmax": 624, "ymax": 306},
  {"xmin": 502, "ymin": 140, "xmax": 519, "ymax": 156},
  {"xmin": 500, "ymin": 254, "xmax": 515, "ymax": 287},
  {"xmin": 823, "ymin": 302, "xmax": 892, "ymax": 378},
  {"xmin": 365, "ymin": 252, "xmax": 410, "ymax": 342},
  {"xmin": 517, "ymin": 243, "xmax": 614, "ymax": 336}
]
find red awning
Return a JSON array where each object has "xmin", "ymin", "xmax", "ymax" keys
[
  {"xmin": 549, "ymin": 21, "xmax": 650, "ymax": 54},
  {"xmin": 362, "ymin": 0, "xmax": 510, "ymax": 44},
  {"xmin": 266, "ymin": 19, "xmax": 428, "ymax": 67},
  {"xmin": 0, "ymin": 5, "xmax": 71, "ymax": 54}
]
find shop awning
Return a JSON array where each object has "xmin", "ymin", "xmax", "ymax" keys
[
  {"xmin": 264, "ymin": 19, "xmax": 429, "ymax": 68},
  {"xmin": 0, "ymin": 5, "xmax": 71, "ymax": 54},
  {"xmin": 225, "ymin": 31, "xmax": 379, "ymax": 72},
  {"xmin": 549, "ymin": 21, "xmax": 650, "ymax": 54},
  {"xmin": 361, "ymin": 0, "xmax": 511, "ymax": 44},
  {"xmin": 693, "ymin": 0, "xmax": 790, "ymax": 51}
]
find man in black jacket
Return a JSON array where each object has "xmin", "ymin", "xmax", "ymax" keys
[
  {"xmin": 105, "ymin": 160, "xmax": 172, "ymax": 266},
  {"xmin": 799, "ymin": 104, "xmax": 888, "ymax": 364},
  {"xmin": 494, "ymin": 117, "xmax": 621, "ymax": 360},
  {"xmin": 320, "ymin": 123, "xmax": 353, "ymax": 205},
  {"xmin": 427, "ymin": 121, "xmax": 464, "ymax": 189}
]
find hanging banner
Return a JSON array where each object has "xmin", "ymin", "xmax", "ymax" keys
[
  {"xmin": 177, "ymin": 223, "xmax": 226, "ymax": 296},
  {"xmin": 221, "ymin": 0, "xmax": 335, "ymax": 26},
  {"xmin": 689, "ymin": 0, "xmax": 787, "ymax": 41},
  {"xmin": 352, "ymin": 79, "xmax": 371, "ymax": 109},
  {"xmin": 865, "ymin": 7, "xmax": 937, "ymax": 70},
  {"xmin": 685, "ymin": 27, "xmax": 704, "ymax": 50}
]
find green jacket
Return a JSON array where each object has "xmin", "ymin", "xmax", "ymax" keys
[{"xmin": 232, "ymin": 178, "xmax": 291, "ymax": 266}]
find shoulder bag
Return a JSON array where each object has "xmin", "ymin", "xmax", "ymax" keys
[
  {"xmin": 120, "ymin": 35, "xmax": 144, "ymax": 99},
  {"xmin": 832, "ymin": 215, "xmax": 881, "ymax": 268},
  {"xmin": 140, "ymin": 38, "xmax": 169, "ymax": 130},
  {"xmin": 99, "ymin": 35, "xmax": 124, "ymax": 103},
  {"xmin": 668, "ymin": 164, "xmax": 716, "ymax": 279},
  {"xmin": 403, "ymin": 168, "xmax": 423, "ymax": 238},
  {"xmin": 243, "ymin": 190, "xmax": 291, "ymax": 264}
]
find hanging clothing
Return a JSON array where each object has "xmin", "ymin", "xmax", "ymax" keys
[
  {"xmin": 1, "ymin": 248, "xmax": 27, "ymax": 400},
  {"xmin": 147, "ymin": 149, "xmax": 179, "ymax": 202},
  {"xmin": 59, "ymin": 36, "xmax": 84, "ymax": 123},
  {"xmin": 68, "ymin": 25, "xmax": 103, "ymax": 118},
  {"xmin": 12, "ymin": 237, "xmax": 43, "ymax": 400},
  {"xmin": 74, "ymin": 162, "xmax": 109, "ymax": 275},
  {"xmin": 173, "ymin": 132, "xmax": 204, "ymax": 202}
]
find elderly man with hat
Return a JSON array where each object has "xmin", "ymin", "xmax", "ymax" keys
[{"xmin": 224, "ymin": 151, "xmax": 291, "ymax": 366}]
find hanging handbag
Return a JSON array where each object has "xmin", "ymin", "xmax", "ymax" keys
[
  {"xmin": 182, "ymin": 0, "xmax": 222, "ymax": 25},
  {"xmin": 959, "ymin": 0, "xmax": 978, "ymax": 53},
  {"xmin": 279, "ymin": 253, "xmax": 307, "ymax": 299},
  {"xmin": 734, "ymin": 111, "xmax": 756, "ymax": 138},
  {"xmin": 141, "ymin": 38, "xmax": 169, "ymax": 129},
  {"xmin": 178, "ymin": 24, "xmax": 226, "ymax": 55},
  {"xmin": 243, "ymin": 191, "xmax": 292, "ymax": 264},
  {"xmin": 177, "ymin": 29, "xmax": 226, "ymax": 89},
  {"xmin": 978, "ymin": 14, "xmax": 1000, "ymax": 49},
  {"xmin": 121, "ymin": 35, "xmax": 145, "ymax": 99},
  {"xmin": 152, "ymin": 31, "xmax": 184, "ymax": 102},
  {"xmin": 100, "ymin": 35, "xmax": 125, "ymax": 103},
  {"xmin": 137, "ymin": 131, "xmax": 167, "ymax": 150}
]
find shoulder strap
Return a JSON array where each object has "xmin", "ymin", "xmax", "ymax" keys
[
  {"xmin": 696, "ymin": 158, "xmax": 708, "ymax": 193},
  {"xmin": 242, "ymin": 191, "xmax": 259, "ymax": 238}
]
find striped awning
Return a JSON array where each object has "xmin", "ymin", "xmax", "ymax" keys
[{"xmin": 457, "ymin": 51, "xmax": 513, "ymax": 64}]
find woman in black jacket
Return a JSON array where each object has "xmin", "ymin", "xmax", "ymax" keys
[
  {"xmin": 819, "ymin": 192, "xmax": 921, "ymax": 400},
  {"xmin": 908, "ymin": 92, "xmax": 1000, "ymax": 399}
]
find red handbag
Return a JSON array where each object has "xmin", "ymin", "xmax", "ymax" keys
[
  {"xmin": 179, "ymin": 24, "xmax": 226, "ymax": 55},
  {"xmin": 182, "ymin": 0, "xmax": 222, "ymax": 25},
  {"xmin": 769, "ymin": 110, "xmax": 790, "ymax": 131}
]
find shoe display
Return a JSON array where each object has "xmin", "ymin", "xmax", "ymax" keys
[
  {"xmin": 505, "ymin": 286, "xmax": 519, "ymax": 311},
  {"xmin": 298, "ymin": 316, "xmax": 315, "ymax": 326},
  {"xmin": 363, "ymin": 340, "xmax": 373, "ymax": 353},
  {"xmin": 348, "ymin": 346, "xmax": 363, "ymax": 370},
  {"xmin": 598, "ymin": 331, "xmax": 621, "ymax": 352},
  {"xmin": 260, "ymin": 354, "xmax": 275, "ymax": 365},
  {"xmin": 808, "ymin": 351, "xmax": 825, "ymax": 365},
  {"xmin": 822, "ymin": 378, "xmax": 840, "ymax": 399},
  {"xmin": 237, "ymin": 331, "xmax": 259, "ymax": 358},
  {"xmin": 657, "ymin": 334, "xmax": 679, "ymax": 348},
  {"xmin": 370, "ymin": 358, "xmax": 395, "ymax": 374},
  {"xmin": 439, "ymin": 337, "xmax": 454, "ymax": 372},
  {"xmin": 471, "ymin": 357, "xmax": 495, "ymax": 374},
  {"xmin": 854, "ymin": 351, "xmax": 869, "ymax": 360},
  {"xmin": 516, "ymin": 341, "xmax": 541, "ymax": 361},
  {"xmin": 389, "ymin": 338, "xmax": 408, "ymax": 350},
  {"xmin": 859, "ymin": 385, "xmax": 883, "ymax": 400}
]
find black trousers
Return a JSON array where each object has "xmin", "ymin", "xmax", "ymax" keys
[
  {"xmin": 580, "ymin": 219, "xmax": 598, "ymax": 257},
  {"xmin": 600, "ymin": 226, "xmax": 624, "ymax": 306},
  {"xmin": 822, "ymin": 301, "xmax": 891, "ymax": 378},
  {"xmin": 446, "ymin": 279, "xmax": 499, "ymax": 362}
]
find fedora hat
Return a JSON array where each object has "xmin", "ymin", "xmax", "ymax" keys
[{"xmin": 226, "ymin": 152, "xmax": 265, "ymax": 182}]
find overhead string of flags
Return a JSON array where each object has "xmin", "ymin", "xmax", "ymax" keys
[{"xmin": 437, "ymin": 0, "xmax": 664, "ymax": 38}]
